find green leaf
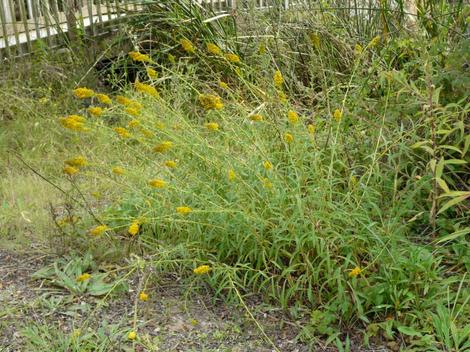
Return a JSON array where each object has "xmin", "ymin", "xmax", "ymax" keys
[
  {"xmin": 397, "ymin": 325, "xmax": 422, "ymax": 337},
  {"xmin": 444, "ymin": 159, "xmax": 467, "ymax": 165},
  {"xmin": 435, "ymin": 159, "xmax": 444, "ymax": 178},
  {"xmin": 436, "ymin": 178, "xmax": 450, "ymax": 193},
  {"xmin": 438, "ymin": 194, "xmax": 470, "ymax": 214},
  {"xmin": 462, "ymin": 135, "xmax": 470, "ymax": 157},
  {"xmin": 436, "ymin": 227, "xmax": 470, "ymax": 244}
]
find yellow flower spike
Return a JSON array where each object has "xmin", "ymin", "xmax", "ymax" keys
[
  {"xmin": 63, "ymin": 165, "xmax": 79, "ymax": 176},
  {"xmin": 284, "ymin": 132, "xmax": 294, "ymax": 143},
  {"xmin": 333, "ymin": 109, "xmax": 343, "ymax": 122},
  {"xmin": 128, "ymin": 119, "xmax": 140, "ymax": 128},
  {"xmin": 65, "ymin": 156, "xmax": 87, "ymax": 168},
  {"xmin": 219, "ymin": 81, "xmax": 229, "ymax": 90},
  {"xmin": 146, "ymin": 67, "xmax": 158, "ymax": 79},
  {"xmin": 262, "ymin": 178, "xmax": 273, "ymax": 189},
  {"xmin": 60, "ymin": 115, "xmax": 87, "ymax": 131},
  {"xmin": 263, "ymin": 161, "xmax": 273, "ymax": 170},
  {"xmin": 116, "ymin": 95, "xmax": 132, "ymax": 106},
  {"xmin": 76, "ymin": 273, "xmax": 91, "ymax": 282},
  {"xmin": 114, "ymin": 127, "xmax": 131, "ymax": 138},
  {"xmin": 287, "ymin": 110, "xmax": 299, "ymax": 124},
  {"xmin": 228, "ymin": 168, "xmax": 236, "ymax": 181},
  {"xmin": 307, "ymin": 124, "xmax": 316, "ymax": 135},
  {"xmin": 125, "ymin": 107, "xmax": 141, "ymax": 117},
  {"xmin": 148, "ymin": 179, "xmax": 166, "ymax": 188},
  {"xmin": 349, "ymin": 266, "xmax": 362, "ymax": 278},
  {"xmin": 73, "ymin": 87, "xmax": 94, "ymax": 99},
  {"xmin": 87, "ymin": 106, "xmax": 104, "ymax": 117},
  {"xmin": 128, "ymin": 221, "xmax": 140, "ymax": 236},
  {"xmin": 127, "ymin": 331, "xmax": 137, "ymax": 340},
  {"xmin": 96, "ymin": 93, "xmax": 112, "ymax": 105},
  {"xmin": 153, "ymin": 141, "xmax": 173, "ymax": 153},
  {"xmin": 354, "ymin": 43, "xmax": 363, "ymax": 56},
  {"xmin": 205, "ymin": 122, "xmax": 219, "ymax": 131},
  {"xmin": 139, "ymin": 292, "xmax": 149, "ymax": 302},
  {"xmin": 225, "ymin": 53, "xmax": 240, "ymax": 63},
  {"xmin": 90, "ymin": 225, "xmax": 109, "ymax": 236},
  {"xmin": 193, "ymin": 265, "xmax": 210, "ymax": 275},
  {"xmin": 368, "ymin": 35, "xmax": 381, "ymax": 48},
  {"xmin": 206, "ymin": 43, "xmax": 222, "ymax": 55},
  {"xmin": 164, "ymin": 160, "xmax": 177, "ymax": 168},
  {"xmin": 176, "ymin": 206, "xmax": 192, "ymax": 215},
  {"xmin": 273, "ymin": 70, "xmax": 284, "ymax": 88},
  {"xmin": 135, "ymin": 81, "xmax": 159, "ymax": 98},
  {"xmin": 112, "ymin": 167, "xmax": 125, "ymax": 175},
  {"xmin": 129, "ymin": 51, "xmax": 152, "ymax": 63},
  {"xmin": 199, "ymin": 94, "xmax": 224, "ymax": 111},
  {"xmin": 180, "ymin": 38, "xmax": 196, "ymax": 54},
  {"xmin": 249, "ymin": 114, "xmax": 263, "ymax": 122}
]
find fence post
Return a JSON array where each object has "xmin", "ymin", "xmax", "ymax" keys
[{"xmin": 65, "ymin": 0, "xmax": 79, "ymax": 42}]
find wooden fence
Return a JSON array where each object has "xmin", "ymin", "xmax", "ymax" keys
[{"xmin": 0, "ymin": 0, "xmax": 304, "ymax": 58}]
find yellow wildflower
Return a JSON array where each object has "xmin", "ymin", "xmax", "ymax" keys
[
  {"xmin": 307, "ymin": 124, "xmax": 316, "ymax": 135},
  {"xmin": 129, "ymin": 51, "xmax": 151, "ymax": 63},
  {"xmin": 63, "ymin": 165, "xmax": 79, "ymax": 176},
  {"xmin": 205, "ymin": 122, "xmax": 219, "ymax": 131},
  {"xmin": 368, "ymin": 35, "xmax": 381, "ymax": 47},
  {"xmin": 114, "ymin": 127, "xmax": 131, "ymax": 138},
  {"xmin": 262, "ymin": 177, "xmax": 273, "ymax": 189},
  {"xmin": 112, "ymin": 166, "xmax": 125, "ymax": 175},
  {"xmin": 135, "ymin": 81, "xmax": 159, "ymax": 98},
  {"xmin": 128, "ymin": 221, "xmax": 140, "ymax": 236},
  {"xmin": 127, "ymin": 331, "xmax": 137, "ymax": 340},
  {"xmin": 129, "ymin": 101, "xmax": 143, "ymax": 110},
  {"xmin": 140, "ymin": 128, "xmax": 153, "ymax": 138},
  {"xmin": 139, "ymin": 292, "xmax": 149, "ymax": 302},
  {"xmin": 87, "ymin": 106, "xmax": 104, "ymax": 117},
  {"xmin": 73, "ymin": 87, "xmax": 94, "ymax": 99},
  {"xmin": 287, "ymin": 110, "xmax": 299, "ymax": 124},
  {"xmin": 349, "ymin": 266, "xmax": 362, "ymax": 278},
  {"xmin": 273, "ymin": 70, "xmax": 284, "ymax": 88},
  {"xmin": 199, "ymin": 94, "xmax": 224, "ymax": 110},
  {"xmin": 65, "ymin": 156, "xmax": 87, "ymax": 168},
  {"xmin": 176, "ymin": 206, "xmax": 192, "ymax": 215},
  {"xmin": 228, "ymin": 168, "xmax": 236, "ymax": 181},
  {"xmin": 59, "ymin": 115, "xmax": 87, "ymax": 131},
  {"xmin": 249, "ymin": 114, "xmax": 263, "ymax": 122},
  {"xmin": 146, "ymin": 67, "xmax": 158, "ymax": 79},
  {"xmin": 310, "ymin": 32, "xmax": 320, "ymax": 49},
  {"xmin": 180, "ymin": 38, "xmax": 196, "ymax": 54},
  {"xmin": 193, "ymin": 265, "xmax": 210, "ymax": 275},
  {"xmin": 284, "ymin": 132, "xmax": 294, "ymax": 143},
  {"xmin": 206, "ymin": 43, "xmax": 222, "ymax": 55},
  {"xmin": 263, "ymin": 161, "xmax": 272, "ymax": 170},
  {"xmin": 76, "ymin": 273, "xmax": 91, "ymax": 282},
  {"xmin": 333, "ymin": 109, "xmax": 343, "ymax": 122},
  {"xmin": 153, "ymin": 141, "xmax": 173, "ymax": 153},
  {"xmin": 116, "ymin": 95, "xmax": 132, "ymax": 106},
  {"xmin": 165, "ymin": 160, "xmax": 177, "ymax": 168},
  {"xmin": 90, "ymin": 225, "xmax": 109, "ymax": 236},
  {"xmin": 128, "ymin": 119, "xmax": 140, "ymax": 128},
  {"xmin": 354, "ymin": 43, "xmax": 363, "ymax": 56},
  {"xmin": 148, "ymin": 179, "xmax": 166, "ymax": 188},
  {"xmin": 219, "ymin": 81, "xmax": 229, "ymax": 90},
  {"xmin": 96, "ymin": 93, "xmax": 112, "ymax": 105},
  {"xmin": 225, "ymin": 53, "xmax": 240, "ymax": 63},
  {"xmin": 125, "ymin": 107, "xmax": 141, "ymax": 117}
]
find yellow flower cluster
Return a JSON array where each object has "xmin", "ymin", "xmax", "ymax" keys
[
  {"xmin": 139, "ymin": 292, "xmax": 149, "ymax": 301},
  {"xmin": 193, "ymin": 265, "xmax": 210, "ymax": 275},
  {"xmin": 180, "ymin": 38, "xmax": 196, "ymax": 54},
  {"xmin": 90, "ymin": 225, "xmax": 109, "ymax": 236},
  {"xmin": 349, "ymin": 266, "xmax": 362, "ymax": 278},
  {"xmin": 273, "ymin": 70, "xmax": 284, "ymax": 88},
  {"xmin": 63, "ymin": 165, "xmax": 79, "ymax": 176},
  {"xmin": 135, "ymin": 81, "xmax": 159, "ymax": 98},
  {"xmin": 284, "ymin": 132, "xmax": 294, "ymax": 143},
  {"xmin": 205, "ymin": 122, "xmax": 219, "ymax": 131},
  {"xmin": 73, "ymin": 87, "xmax": 94, "ymax": 99},
  {"xmin": 65, "ymin": 156, "xmax": 87, "ymax": 168},
  {"xmin": 154, "ymin": 141, "xmax": 173, "ymax": 153},
  {"xmin": 199, "ymin": 94, "xmax": 223, "ymax": 110},
  {"xmin": 128, "ymin": 220, "xmax": 140, "ymax": 236},
  {"xmin": 176, "ymin": 206, "xmax": 192, "ymax": 215},
  {"xmin": 228, "ymin": 169, "xmax": 236, "ymax": 181},
  {"xmin": 76, "ymin": 273, "xmax": 91, "ymax": 282},
  {"xmin": 287, "ymin": 110, "xmax": 299, "ymax": 124},
  {"xmin": 225, "ymin": 53, "xmax": 240, "ymax": 63},
  {"xmin": 96, "ymin": 93, "xmax": 112, "ymax": 105},
  {"xmin": 249, "ymin": 114, "xmax": 263, "ymax": 122},
  {"xmin": 87, "ymin": 106, "xmax": 104, "ymax": 117},
  {"xmin": 129, "ymin": 51, "xmax": 152, "ymax": 63},
  {"xmin": 60, "ymin": 115, "xmax": 87, "ymax": 131},
  {"xmin": 263, "ymin": 161, "xmax": 272, "ymax": 170},
  {"xmin": 114, "ymin": 127, "xmax": 131, "ymax": 138},
  {"xmin": 333, "ymin": 109, "xmax": 343, "ymax": 122},
  {"xmin": 219, "ymin": 81, "xmax": 229, "ymax": 90},
  {"xmin": 164, "ymin": 160, "xmax": 177, "ymax": 168},
  {"xmin": 146, "ymin": 67, "xmax": 158, "ymax": 79},
  {"xmin": 149, "ymin": 179, "xmax": 166, "ymax": 188},
  {"xmin": 206, "ymin": 43, "xmax": 222, "ymax": 55},
  {"xmin": 112, "ymin": 166, "xmax": 126, "ymax": 175}
]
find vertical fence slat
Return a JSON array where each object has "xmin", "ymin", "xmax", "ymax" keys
[
  {"xmin": 31, "ymin": 0, "xmax": 42, "ymax": 44},
  {"xmin": 19, "ymin": 0, "xmax": 32, "ymax": 52},
  {"xmin": 7, "ymin": 0, "xmax": 21, "ymax": 53},
  {"xmin": 41, "ymin": 0, "xmax": 54, "ymax": 47},
  {"xmin": 96, "ymin": 0, "xmax": 104, "ymax": 27},
  {"xmin": 0, "ymin": 0, "xmax": 11, "ymax": 58},
  {"xmin": 87, "ymin": 0, "xmax": 95, "ymax": 36}
]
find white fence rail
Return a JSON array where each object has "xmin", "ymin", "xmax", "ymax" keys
[{"xmin": 0, "ymin": 0, "xmax": 306, "ymax": 58}]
